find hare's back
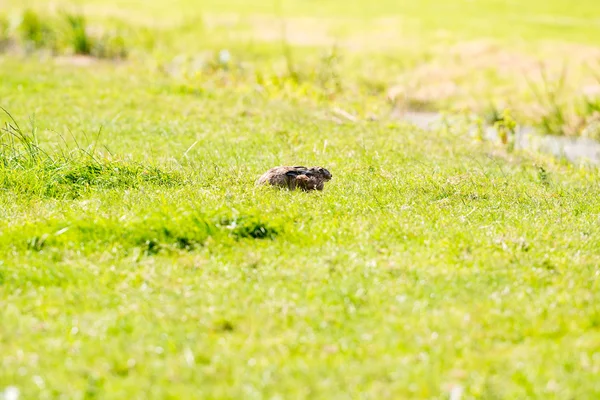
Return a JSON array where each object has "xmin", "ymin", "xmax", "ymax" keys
[{"xmin": 257, "ymin": 166, "xmax": 289, "ymax": 185}]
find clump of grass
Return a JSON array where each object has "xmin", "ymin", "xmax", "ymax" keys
[
  {"xmin": 4, "ymin": 9, "xmax": 130, "ymax": 59},
  {"xmin": 16, "ymin": 215, "xmax": 214, "ymax": 254},
  {"xmin": 0, "ymin": 108, "xmax": 181, "ymax": 198},
  {"xmin": 61, "ymin": 12, "xmax": 129, "ymax": 59},
  {"xmin": 530, "ymin": 71, "xmax": 570, "ymax": 136},
  {"xmin": 130, "ymin": 215, "xmax": 218, "ymax": 255},
  {"xmin": 526, "ymin": 66, "xmax": 600, "ymax": 137},
  {"xmin": 0, "ymin": 108, "xmax": 48, "ymax": 169},
  {"xmin": 63, "ymin": 13, "xmax": 92, "ymax": 55},
  {"xmin": 92, "ymin": 30, "xmax": 128, "ymax": 59},
  {"xmin": 217, "ymin": 215, "xmax": 280, "ymax": 240},
  {"xmin": 47, "ymin": 161, "xmax": 181, "ymax": 198},
  {"xmin": 19, "ymin": 9, "xmax": 56, "ymax": 50},
  {"xmin": 9, "ymin": 209, "xmax": 280, "ymax": 256}
]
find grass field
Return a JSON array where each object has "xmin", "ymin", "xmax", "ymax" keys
[{"xmin": 1, "ymin": 1, "xmax": 600, "ymax": 399}]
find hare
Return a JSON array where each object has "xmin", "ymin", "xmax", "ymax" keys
[{"xmin": 257, "ymin": 166, "xmax": 332, "ymax": 191}]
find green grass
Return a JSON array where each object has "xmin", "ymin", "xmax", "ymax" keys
[{"xmin": 1, "ymin": 0, "xmax": 600, "ymax": 398}]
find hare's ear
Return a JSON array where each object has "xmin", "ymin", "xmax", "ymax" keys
[
  {"xmin": 286, "ymin": 170, "xmax": 305, "ymax": 177},
  {"xmin": 292, "ymin": 165, "xmax": 307, "ymax": 169}
]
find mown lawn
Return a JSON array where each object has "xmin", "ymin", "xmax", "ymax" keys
[{"xmin": 1, "ymin": 0, "xmax": 600, "ymax": 399}]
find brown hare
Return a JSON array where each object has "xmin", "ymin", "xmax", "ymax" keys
[{"xmin": 257, "ymin": 166, "xmax": 332, "ymax": 191}]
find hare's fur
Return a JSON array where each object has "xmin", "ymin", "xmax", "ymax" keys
[{"xmin": 257, "ymin": 166, "xmax": 332, "ymax": 191}]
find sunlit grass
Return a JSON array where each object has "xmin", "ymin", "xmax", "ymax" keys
[{"xmin": 1, "ymin": 0, "xmax": 600, "ymax": 398}]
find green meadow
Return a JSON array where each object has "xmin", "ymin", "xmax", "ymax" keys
[{"xmin": 1, "ymin": 0, "xmax": 600, "ymax": 398}]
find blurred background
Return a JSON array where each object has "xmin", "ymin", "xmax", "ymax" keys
[{"xmin": 2, "ymin": 0, "xmax": 600, "ymax": 137}]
